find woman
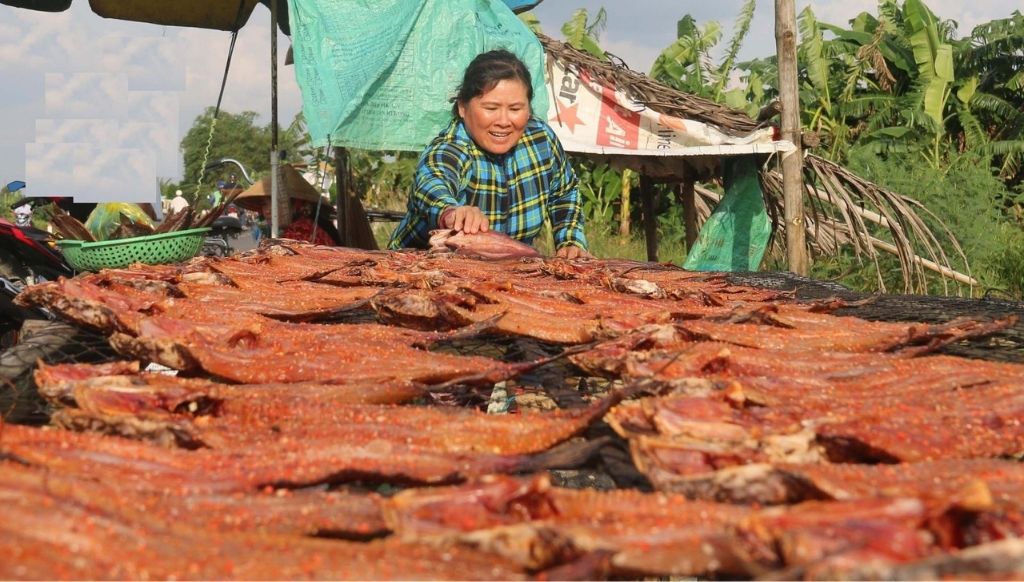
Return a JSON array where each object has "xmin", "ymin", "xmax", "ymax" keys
[
  {"xmin": 254, "ymin": 197, "xmax": 340, "ymax": 247},
  {"xmin": 388, "ymin": 49, "xmax": 588, "ymax": 259}
]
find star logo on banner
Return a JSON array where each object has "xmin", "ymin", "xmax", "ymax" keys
[{"xmin": 550, "ymin": 102, "xmax": 584, "ymax": 133}]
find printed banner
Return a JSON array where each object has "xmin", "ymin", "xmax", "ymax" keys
[{"xmin": 545, "ymin": 56, "xmax": 790, "ymax": 157}]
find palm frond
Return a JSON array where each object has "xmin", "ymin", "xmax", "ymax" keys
[
  {"xmin": 759, "ymin": 154, "xmax": 973, "ymax": 293},
  {"xmin": 714, "ymin": 0, "xmax": 756, "ymax": 96}
]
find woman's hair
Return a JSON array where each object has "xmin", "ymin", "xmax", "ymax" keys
[{"xmin": 451, "ymin": 49, "xmax": 533, "ymax": 117}]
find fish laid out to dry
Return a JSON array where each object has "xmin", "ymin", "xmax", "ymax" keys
[
  {"xmin": 612, "ymin": 374, "xmax": 1024, "ymax": 477},
  {"xmin": 575, "ymin": 337, "xmax": 1024, "ymax": 403},
  {"xmin": 20, "ymin": 268, "xmax": 379, "ymax": 329},
  {"xmin": 109, "ymin": 313, "xmax": 522, "ymax": 385},
  {"xmin": 646, "ymin": 459, "xmax": 1024, "ymax": 549},
  {"xmin": 429, "ymin": 229, "xmax": 542, "ymax": 260},
  {"xmin": 373, "ymin": 280, "xmax": 687, "ymax": 343},
  {"xmin": 380, "ymin": 474, "xmax": 957, "ymax": 579},
  {"xmin": 211, "ymin": 243, "xmax": 387, "ymax": 281},
  {"xmin": 680, "ymin": 307, "xmax": 1014, "ymax": 354},
  {"xmin": 35, "ymin": 361, "xmax": 428, "ymax": 409},
  {"xmin": 1, "ymin": 423, "xmax": 606, "ymax": 491},
  {"xmin": 1, "ymin": 460, "xmax": 388, "ymax": 539},
  {"xmin": 0, "ymin": 464, "xmax": 525, "ymax": 580},
  {"xmin": 38, "ymin": 364, "xmax": 621, "ymax": 454},
  {"xmin": 173, "ymin": 276, "xmax": 378, "ymax": 321},
  {"xmin": 383, "ymin": 473, "xmax": 752, "ymax": 576}
]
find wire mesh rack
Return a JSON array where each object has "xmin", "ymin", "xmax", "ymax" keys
[{"xmin": 0, "ymin": 321, "xmax": 118, "ymax": 425}]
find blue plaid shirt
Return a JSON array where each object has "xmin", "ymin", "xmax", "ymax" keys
[{"xmin": 388, "ymin": 117, "xmax": 586, "ymax": 251}]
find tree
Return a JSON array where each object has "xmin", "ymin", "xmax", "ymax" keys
[
  {"xmin": 560, "ymin": 8, "xmax": 608, "ymax": 60},
  {"xmin": 179, "ymin": 108, "xmax": 271, "ymax": 200},
  {"xmin": 649, "ymin": 0, "xmax": 758, "ymax": 112}
]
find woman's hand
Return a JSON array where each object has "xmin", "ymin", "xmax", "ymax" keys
[
  {"xmin": 556, "ymin": 245, "xmax": 592, "ymax": 260},
  {"xmin": 441, "ymin": 206, "xmax": 489, "ymax": 234}
]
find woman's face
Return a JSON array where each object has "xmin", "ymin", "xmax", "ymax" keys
[{"xmin": 458, "ymin": 79, "xmax": 530, "ymax": 155}]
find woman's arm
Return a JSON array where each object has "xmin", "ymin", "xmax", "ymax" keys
[{"xmin": 410, "ymin": 144, "xmax": 470, "ymax": 229}]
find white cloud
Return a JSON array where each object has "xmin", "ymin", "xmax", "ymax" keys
[
  {"xmin": 45, "ymin": 73, "xmax": 127, "ymax": 118},
  {"xmin": 35, "ymin": 119, "xmax": 118, "ymax": 144}
]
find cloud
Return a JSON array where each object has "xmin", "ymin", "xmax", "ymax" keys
[
  {"xmin": 96, "ymin": 35, "xmax": 186, "ymax": 91},
  {"xmin": 45, "ymin": 73, "xmax": 127, "ymax": 118},
  {"xmin": 35, "ymin": 119, "xmax": 118, "ymax": 144}
]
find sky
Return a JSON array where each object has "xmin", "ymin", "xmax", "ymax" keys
[{"xmin": 0, "ymin": 0, "xmax": 1018, "ymax": 203}]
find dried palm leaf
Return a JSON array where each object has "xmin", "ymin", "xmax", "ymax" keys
[
  {"xmin": 758, "ymin": 154, "xmax": 973, "ymax": 294},
  {"xmin": 153, "ymin": 207, "xmax": 193, "ymax": 234},
  {"xmin": 49, "ymin": 210, "xmax": 95, "ymax": 242},
  {"xmin": 194, "ymin": 187, "xmax": 244, "ymax": 228}
]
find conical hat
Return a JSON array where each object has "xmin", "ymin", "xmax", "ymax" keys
[{"xmin": 235, "ymin": 164, "xmax": 323, "ymax": 211}]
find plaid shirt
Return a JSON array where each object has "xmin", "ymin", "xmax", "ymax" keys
[{"xmin": 388, "ymin": 117, "xmax": 586, "ymax": 251}]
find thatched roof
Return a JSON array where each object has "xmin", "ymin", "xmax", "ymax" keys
[{"xmin": 538, "ymin": 33, "xmax": 973, "ymax": 294}]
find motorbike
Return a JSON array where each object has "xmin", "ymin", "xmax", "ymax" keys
[
  {"xmin": 200, "ymin": 213, "xmax": 245, "ymax": 257},
  {"xmin": 199, "ymin": 158, "xmax": 255, "ymax": 257},
  {"xmin": 0, "ymin": 184, "xmax": 74, "ymax": 348}
]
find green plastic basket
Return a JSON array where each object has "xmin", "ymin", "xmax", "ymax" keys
[{"xmin": 56, "ymin": 227, "xmax": 211, "ymax": 272}]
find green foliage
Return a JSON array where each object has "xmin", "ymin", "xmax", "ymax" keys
[
  {"xmin": 989, "ymin": 225, "xmax": 1024, "ymax": 300},
  {"xmin": 178, "ymin": 108, "xmax": 310, "ymax": 201},
  {"xmin": 561, "ymin": 8, "xmax": 608, "ymax": 60},
  {"xmin": 649, "ymin": 0, "xmax": 757, "ymax": 105},
  {"xmin": 835, "ymin": 147, "xmax": 1020, "ymax": 293},
  {"xmin": 350, "ymin": 150, "xmax": 418, "ymax": 211},
  {"xmin": 574, "ymin": 160, "xmax": 621, "ymax": 232}
]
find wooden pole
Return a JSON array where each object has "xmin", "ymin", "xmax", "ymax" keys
[
  {"xmin": 619, "ymin": 168, "xmax": 631, "ymax": 237},
  {"xmin": 269, "ymin": 0, "xmax": 283, "ymax": 237},
  {"xmin": 640, "ymin": 175, "xmax": 658, "ymax": 262},
  {"xmin": 334, "ymin": 147, "xmax": 350, "ymax": 246},
  {"xmin": 680, "ymin": 178, "xmax": 697, "ymax": 251},
  {"xmin": 775, "ymin": 0, "xmax": 809, "ymax": 275}
]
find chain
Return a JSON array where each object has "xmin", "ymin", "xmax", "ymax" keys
[{"xmin": 194, "ymin": 116, "xmax": 219, "ymax": 202}]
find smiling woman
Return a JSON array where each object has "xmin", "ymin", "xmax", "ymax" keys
[{"xmin": 387, "ymin": 49, "xmax": 590, "ymax": 259}]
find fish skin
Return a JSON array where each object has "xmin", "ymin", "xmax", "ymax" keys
[
  {"xmin": 384, "ymin": 473, "xmax": 755, "ymax": 575},
  {"xmin": 110, "ymin": 313, "xmax": 519, "ymax": 385},
  {"xmin": 429, "ymin": 229, "xmax": 542, "ymax": 260},
  {"xmin": 37, "ymin": 367, "xmax": 619, "ymax": 456},
  {"xmin": 0, "ymin": 460, "xmax": 389, "ymax": 539},
  {"xmin": 0, "ymin": 422, "xmax": 603, "ymax": 491},
  {"xmin": 0, "ymin": 464, "xmax": 524, "ymax": 580}
]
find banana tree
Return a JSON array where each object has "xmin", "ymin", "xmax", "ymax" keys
[
  {"xmin": 902, "ymin": 0, "xmax": 954, "ymax": 166},
  {"xmin": 560, "ymin": 8, "xmax": 608, "ymax": 60}
]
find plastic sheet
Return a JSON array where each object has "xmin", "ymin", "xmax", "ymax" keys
[
  {"xmin": 84, "ymin": 203, "xmax": 155, "ymax": 241},
  {"xmin": 289, "ymin": 0, "xmax": 548, "ymax": 151}
]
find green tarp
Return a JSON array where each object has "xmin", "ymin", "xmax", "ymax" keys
[
  {"xmin": 289, "ymin": 0, "xmax": 548, "ymax": 151},
  {"xmin": 683, "ymin": 156, "xmax": 772, "ymax": 272}
]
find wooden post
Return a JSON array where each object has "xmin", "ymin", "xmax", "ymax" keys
[
  {"xmin": 619, "ymin": 168, "xmax": 631, "ymax": 237},
  {"xmin": 680, "ymin": 178, "xmax": 697, "ymax": 251},
  {"xmin": 775, "ymin": 0, "xmax": 809, "ymax": 275},
  {"xmin": 269, "ymin": 0, "xmax": 285, "ymax": 236},
  {"xmin": 334, "ymin": 147, "xmax": 350, "ymax": 246},
  {"xmin": 640, "ymin": 175, "xmax": 658, "ymax": 262}
]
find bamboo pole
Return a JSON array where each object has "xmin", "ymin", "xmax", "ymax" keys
[
  {"xmin": 865, "ymin": 235, "xmax": 978, "ymax": 287},
  {"xmin": 775, "ymin": 0, "xmax": 809, "ymax": 274}
]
